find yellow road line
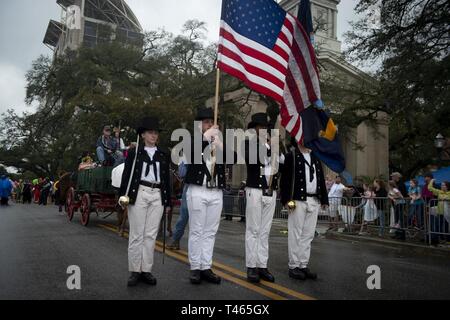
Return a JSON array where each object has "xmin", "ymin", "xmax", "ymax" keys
[
  {"xmin": 154, "ymin": 240, "xmax": 316, "ymax": 301},
  {"xmin": 97, "ymin": 223, "xmax": 316, "ymax": 300},
  {"xmin": 97, "ymin": 223, "xmax": 286, "ymax": 300},
  {"xmin": 153, "ymin": 243, "xmax": 287, "ymax": 301}
]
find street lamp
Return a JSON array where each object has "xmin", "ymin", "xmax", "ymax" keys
[
  {"xmin": 435, "ymin": 133, "xmax": 445, "ymax": 149},
  {"xmin": 435, "ymin": 133, "xmax": 446, "ymax": 167}
]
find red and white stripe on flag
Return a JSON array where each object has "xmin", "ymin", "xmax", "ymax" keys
[{"xmin": 218, "ymin": 13, "xmax": 321, "ymax": 143}]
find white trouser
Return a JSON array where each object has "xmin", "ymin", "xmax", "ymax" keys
[
  {"xmin": 288, "ymin": 197, "xmax": 320, "ymax": 269},
  {"xmin": 187, "ymin": 185, "xmax": 223, "ymax": 271},
  {"xmin": 128, "ymin": 186, "xmax": 164, "ymax": 273},
  {"xmin": 245, "ymin": 188, "xmax": 277, "ymax": 268}
]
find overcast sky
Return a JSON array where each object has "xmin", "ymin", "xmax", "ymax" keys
[{"xmin": 0, "ymin": 0, "xmax": 359, "ymax": 116}]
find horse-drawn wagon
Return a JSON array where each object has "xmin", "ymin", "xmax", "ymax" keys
[{"xmin": 65, "ymin": 167, "xmax": 119, "ymax": 226}]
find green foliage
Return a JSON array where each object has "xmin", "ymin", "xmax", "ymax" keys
[
  {"xmin": 0, "ymin": 20, "xmax": 225, "ymax": 177},
  {"xmin": 342, "ymin": 0, "xmax": 450, "ymax": 178}
]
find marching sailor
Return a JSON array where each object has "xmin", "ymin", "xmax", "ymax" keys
[
  {"xmin": 280, "ymin": 137, "xmax": 328, "ymax": 281},
  {"xmin": 119, "ymin": 116, "xmax": 172, "ymax": 287},
  {"xmin": 185, "ymin": 107, "xmax": 226, "ymax": 285},
  {"xmin": 244, "ymin": 113, "xmax": 284, "ymax": 283}
]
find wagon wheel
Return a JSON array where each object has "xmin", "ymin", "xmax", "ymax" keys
[
  {"xmin": 80, "ymin": 193, "xmax": 91, "ymax": 227},
  {"xmin": 66, "ymin": 187, "xmax": 75, "ymax": 222}
]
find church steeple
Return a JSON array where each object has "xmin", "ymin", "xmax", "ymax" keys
[{"xmin": 279, "ymin": 0, "xmax": 342, "ymax": 54}]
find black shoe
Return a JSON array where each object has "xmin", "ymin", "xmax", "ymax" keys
[
  {"xmin": 258, "ymin": 268, "xmax": 275, "ymax": 282},
  {"xmin": 190, "ymin": 270, "xmax": 201, "ymax": 284},
  {"xmin": 289, "ymin": 268, "xmax": 306, "ymax": 280},
  {"xmin": 300, "ymin": 268, "xmax": 317, "ymax": 280},
  {"xmin": 200, "ymin": 269, "xmax": 221, "ymax": 284},
  {"xmin": 247, "ymin": 268, "xmax": 260, "ymax": 283},
  {"xmin": 127, "ymin": 272, "xmax": 141, "ymax": 287},
  {"xmin": 141, "ymin": 272, "xmax": 157, "ymax": 285}
]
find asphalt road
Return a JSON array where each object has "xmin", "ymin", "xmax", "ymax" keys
[{"xmin": 0, "ymin": 203, "xmax": 449, "ymax": 300}]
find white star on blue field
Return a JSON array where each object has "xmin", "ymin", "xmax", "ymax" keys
[{"xmin": 221, "ymin": 0, "xmax": 286, "ymax": 49}]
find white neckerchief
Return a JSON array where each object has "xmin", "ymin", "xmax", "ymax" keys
[
  {"xmin": 301, "ymin": 151, "xmax": 317, "ymax": 194},
  {"xmin": 141, "ymin": 146, "xmax": 160, "ymax": 183}
]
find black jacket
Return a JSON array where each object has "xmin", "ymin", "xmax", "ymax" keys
[
  {"xmin": 119, "ymin": 145, "xmax": 172, "ymax": 207},
  {"xmin": 184, "ymin": 140, "xmax": 227, "ymax": 189},
  {"xmin": 280, "ymin": 148, "xmax": 329, "ymax": 206},
  {"xmin": 244, "ymin": 137, "xmax": 281, "ymax": 190}
]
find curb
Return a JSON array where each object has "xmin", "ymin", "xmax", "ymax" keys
[{"xmin": 326, "ymin": 231, "xmax": 450, "ymax": 258}]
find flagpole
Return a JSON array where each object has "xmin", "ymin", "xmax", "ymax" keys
[
  {"xmin": 267, "ymin": 116, "xmax": 283, "ymax": 191},
  {"xmin": 209, "ymin": 67, "xmax": 221, "ymax": 186},
  {"xmin": 214, "ymin": 68, "xmax": 221, "ymax": 126}
]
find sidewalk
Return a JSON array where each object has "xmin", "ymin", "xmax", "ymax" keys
[
  {"xmin": 326, "ymin": 230, "xmax": 450, "ymax": 258},
  {"xmin": 271, "ymin": 218, "xmax": 450, "ymax": 257}
]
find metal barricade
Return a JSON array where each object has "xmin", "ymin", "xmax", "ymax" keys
[
  {"xmin": 222, "ymin": 193, "xmax": 288, "ymax": 219},
  {"xmin": 427, "ymin": 199, "xmax": 450, "ymax": 245},
  {"xmin": 220, "ymin": 194, "xmax": 449, "ymax": 246},
  {"xmin": 223, "ymin": 194, "xmax": 246, "ymax": 218},
  {"xmin": 336, "ymin": 197, "xmax": 427, "ymax": 242}
]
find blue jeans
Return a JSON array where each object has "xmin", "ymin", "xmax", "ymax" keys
[
  {"xmin": 408, "ymin": 203, "xmax": 424, "ymax": 228},
  {"xmin": 96, "ymin": 147, "xmax": 124, "ymax": 167},
  {"xmin": 378, "ymin": 210, "xmax": 385, "ymax": 235},
  {"xmin": 172, "ymin": 185, "xmax": 189, "ymax": 242}
]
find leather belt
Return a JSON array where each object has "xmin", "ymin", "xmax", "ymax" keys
[
  {"xmin": 306, "ymin": 193, "xmax": 319, "ymax": 197},
  {"xmin": 140, "ymin": 181, "xmax": 161, "ymax": 189}
]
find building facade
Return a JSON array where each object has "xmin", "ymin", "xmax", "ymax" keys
[
  {"xmin": 43, "ymin": 0, "xmax": 143, "ymax": 57},
  {"xmin": 209, "ymin": 0, "xmax": 389, "ymax": 186}
]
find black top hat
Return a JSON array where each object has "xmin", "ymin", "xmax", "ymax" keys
[
  {"xmin": 195, "ymin": 107, "xmax": 215, "ymax": 121},
  {"xmin": 248, "ymin": 113, "xmax": 269, "ymax": 129},
  {"xmin": 137, "ymin": 117, "xmax": 163, "ymax": 134}
]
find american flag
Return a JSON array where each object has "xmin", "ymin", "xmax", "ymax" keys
[{"xmin": 218, "ymin": 0, "xmax": 321, "ymax": 142}]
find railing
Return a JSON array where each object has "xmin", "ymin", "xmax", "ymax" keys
[
  {"xmin": 427, "ymin": 199, "xmax": 450, "ymax": 245},
  {"xmin": 221, "ymin": 194, "xmax": 450, "ymax": 246}
]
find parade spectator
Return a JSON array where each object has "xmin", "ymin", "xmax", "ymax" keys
[
  {"xmin": 407, "ymin": 179, "xmax": 425, "ymax": 229},
  {"xmin": 325, "ymin": 174, "xmax": 334, "ymax": 193},
  {"xmin": 113, "ymin": 127, "xmax": 127, "ymax": 152},
  {"xmin": 96, "ymin": 125, "xmax": 124, "ymax": 167},
  {"xmin": 359, "ymin": 184, "xmax": 377, "ymax": 235},
  {"xmin": 374, "ymin": 179, "xmax": 388, "ymax": 235},
  {"xmin": 17, "ymin": 180, "xmax": 24, "ymax": 203},
  {"xmin": 124, "ymin": 142, "xmax": 137, "ymax": 159},
  {"xmin": 78, "ymin": 152, "xmax": 97, "ymax": 171},
  {"xmin": 388, "ymin": 180, "xmax": 405, "ymax": 227},
  {"xmin": 422, "ymin": 173, "xmax": 436, "ymax": 204},
  {"xmin": 391, "ymin": 172, "xmax": 408, "ymax": 197},
  {"xmin": 33, "ymin": 179, "xmax": 41, "ymax": 203},
  {"xmin": 0, "ymin": 175, "xmax": 13, "ymax": 206},
  {"xmin": 39, "ymin": 178, "xmax": 52, "ymax": 206},
  {"xmin": 167, "ymin": 160, "xmax": 189, "ymax": 251},
  {"xmin": 22, "ymin": 181, "xmax": 32, "ymax": 204},
  {"xmin": 427, "ymin": 179, "xmax": 450, "ymax": 245},
  {"xmin": 327, "ymin": 176, "xmax": 352, "ymax": 230},
  {"xmin": 12, "ymin": 180, "xmax": 21, "ymax": 203}
]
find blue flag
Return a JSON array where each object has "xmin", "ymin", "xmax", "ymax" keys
[
  {"xmin": 297, "ymin": 0, "xmax": 314, "ymax": 43},
  {"xmin": 301, "ymin": 108, "xmax": 346, "ymax": 174}
]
